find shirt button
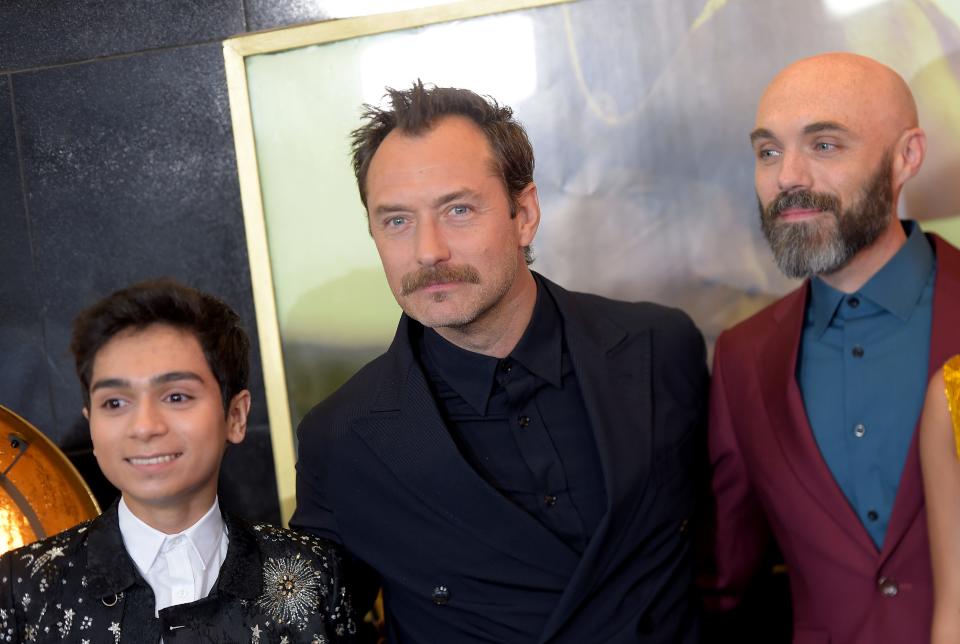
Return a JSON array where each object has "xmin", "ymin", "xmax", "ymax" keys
[
  {"xmin": 877, "ymin": 577, "xmax": 899, "ymax": 598},
  {"xmin": 544, "ymin": 494, "xmax": 558, "ymax": 508},
  {"xmin": 867, "ymin": 510, "xmax": 879, "ymax": 522},
  {"xmin": 431, "ymin": 585, "xmax": 450, "ymax": 606},
  {"xmin": 852, "ymin": 345, "xmax": 865, "ymax": 358},
  {"xmin": 854, "ymin": 423, "xmax": 866, "ymax": 438},
  {"xmin": 518, "ymin": 415, "xmax": 531, "ymax": 428},
  {"xmin": 848, "ymin": 296, "xmax": 860, "ymax": 308},
  {"xmin": 500, "ymin": 361, "xmax": 512, "ymax": 374}
]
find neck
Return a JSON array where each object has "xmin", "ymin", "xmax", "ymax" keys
[
  {"xmin": 434, "ymin": 268, "xmax": 538, "ymax": 358},
  {"xmin": 819, "ymin": 217, "xmax": 907, "ymax": 294},
  {"xmin": 123, "ymin": 493, "xmax": 216, "ymax": 535}
]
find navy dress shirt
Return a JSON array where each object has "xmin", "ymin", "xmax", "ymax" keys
[
  {"xmin": 798, "ymin": 220, "xmax": 935, "ymax": 548},
  {"xmin": 417, "ymin": 277, "xmax": 607, "ymax": 554}
]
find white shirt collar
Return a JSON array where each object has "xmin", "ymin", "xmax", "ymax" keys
[{"xmin": 118, "ymin": 497, "xmax": 226, "ymax": 577}]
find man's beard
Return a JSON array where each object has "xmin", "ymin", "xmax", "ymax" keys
[{"xmin": 758, "ymin": 154, "xmax": 894, "ymax": 279}]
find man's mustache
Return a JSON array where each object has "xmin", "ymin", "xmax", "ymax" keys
[
  {"xmin": 764, "ymin": 190, "xmax": 841, "ymax": 220},
  {"xmin": 400, "ymin": 264, "xmax": 481, "ymax": 296}
]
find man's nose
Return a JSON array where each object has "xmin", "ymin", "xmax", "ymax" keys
[
  {"xmin": 777, "ymin": 151, "xmax": 813, "ymax": 193},
  {"xmin": 130, "ymin": 400, "xmax": 168, "ymax": 440},
  {"xmin": 415, "ymin": 218, "xmax": 450, "ymax": 266}
]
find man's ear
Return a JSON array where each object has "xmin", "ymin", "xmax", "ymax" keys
[
  {"xmin": 892, "ymin": 127, "xmax": 926, "ymax": 191},
  {"xmin": 514, "ymin": 182, "xmax": 541, "ymax": 248},
  {"xmin": 82, "ymin": 407, "xmax": 89, "ymax": 420},
  {"xmin": 225, "ymin": 390, "xmax": 251, "ymax": 445}
]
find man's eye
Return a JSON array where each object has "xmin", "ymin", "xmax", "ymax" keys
[
  {"xmin": 166, "ymin": 392, "xmax": 192, "ymax": 404},
  {"xmin": 450, "ymin": 205, "xmax": 471, "ymax": 216},
  {"xmin": 387, "ymin": 216, "xmax": 406, "ymax": 227},
  {"xmin": 758, "ymin": 149, "xmax": 780, "ymax": 160},
  {"xmin": 814, "ymin": 142, "xmax": 836, "ymax": 152},
  {"xmin": 102, "ymin": 398, "xmax": 126, "ymax": 410}
]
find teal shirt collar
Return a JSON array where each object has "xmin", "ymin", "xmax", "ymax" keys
[{"xmin": 808, "ymin": 220, "xmax": 934, "ymax": 338}]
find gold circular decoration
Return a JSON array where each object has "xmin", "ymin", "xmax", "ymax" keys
[{"xmin": 1, "ymin": 405, "xmax": 100, "ymax": 554}]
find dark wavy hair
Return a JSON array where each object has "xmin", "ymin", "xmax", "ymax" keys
[
  {"xmin": 351, "ymin": 80, "xmax": 535, "ymax": 264},
  {"xmin": 70, "ymin": 278, "xmax": 249, "ymax": 414}
]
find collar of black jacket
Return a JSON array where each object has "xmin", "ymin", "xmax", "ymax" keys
[{"xmin": 85, "ymin": 501, "xmax": 263, "ymax": 601}]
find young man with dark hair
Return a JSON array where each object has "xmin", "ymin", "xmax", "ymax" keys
[
  {"xmin": 1, "ymin": 278, "xmax": 356, "ymax": 643},
  {"xmin": 292, "ymin": 82, "xmax": 708, "ymax": 642}
]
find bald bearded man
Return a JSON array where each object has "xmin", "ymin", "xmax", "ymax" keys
[{"xmin": 701, "ymin": 53, "xmax": 960, "ymax": 643}]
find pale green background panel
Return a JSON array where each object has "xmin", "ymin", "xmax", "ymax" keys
[{"xmin": 247, "ymin": 40, "xmax": 398, "ymax": 347}]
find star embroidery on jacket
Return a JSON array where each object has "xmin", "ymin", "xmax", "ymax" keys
[
  {"xmin": 251, "ymin": 623, "xmax": 262, "ymax": 643},
  {"xmin": 108, "ymin": 621, "xmax": 121, "ymax": 644},
  {"xmin": 256, "ymin": 555, "xmax": 321, "ymax": 631},
  {"xmin": 29, "ymin": 545, "xmax": 66, "ymax": 578}
]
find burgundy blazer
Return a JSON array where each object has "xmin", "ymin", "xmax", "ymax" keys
[{"xmin": 704, "ymin": 234, "xmax": 960, "ymax": 644}]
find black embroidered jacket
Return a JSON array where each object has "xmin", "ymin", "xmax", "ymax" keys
[{"xmin": 0, "ymin": 502, "xmax": 356, "ymax": 643}]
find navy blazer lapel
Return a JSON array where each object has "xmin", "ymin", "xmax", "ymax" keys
[
  {"xmin": 757, "ymin": 285, "xmax": 876, "ymax": 552},
  {"xmin": 537, "ymin": 278, "xmax": 653, "ymax": 640},
  {"xmin": 351, "ymin": 315, "xmax": 580, "ymax": 576}
]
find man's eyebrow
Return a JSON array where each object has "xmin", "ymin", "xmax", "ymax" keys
[
  {"xmin": 802, "ymin": 121, "xmax": 849, "ymax": 135},
  {"xmin": 89, "ymin": 371, "xmax": 204, "ymax": 393},
  {"xmin": 373, "ymin": 203, "xmax": 409, "ymax": 216},
  {"xmin": 90, "ymin": 377, "xmax": 130, "ymax": 393},
  {"xmin": 431, "ymin": 189, "xmax": 478, "ymax": 208},
  {"xmin": 749, "ymin": 128, "xmax": 777, "ymax": 145},
  {"xmin": 151, "ymin": 371, "xmax": 204, "ymax": 386}
]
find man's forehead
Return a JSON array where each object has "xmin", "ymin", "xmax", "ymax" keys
[
  {"xmin": 366, "ymin": 117, "xmax": 501, "ymax": 202},
  {"xmin": 754, "ymin": 54, "xmax": 915, "ymax": 136}
]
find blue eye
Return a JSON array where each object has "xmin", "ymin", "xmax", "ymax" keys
[
  {"xmin": 450, "ymin": 205, "xmax": 469, "ymax": 216},
  {"xmin": 814, "ymin": 142, "xmax": 837, "ymax": 152}
]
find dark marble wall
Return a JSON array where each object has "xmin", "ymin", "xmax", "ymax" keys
[{"xmin": 0, "ymin": 1, "xmax": 340, "ymax": 524}]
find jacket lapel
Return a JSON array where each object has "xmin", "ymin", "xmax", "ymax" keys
[
  {"xmin": 536, "ymin": 278, "xmax": 653, "ymax": 641},
  {"xmin": 85, "ymin": 502, "xmax": 142, "ymax": 599},
  {"xmin": 881, "ymin": 234, "xmax": 960, "ymax": 561},
  {"xmin": 215, "ymin": 512, "xmax": 263, "ymax": 599},
  {"xmin": 350, "ymin": 316, "xmax": 580, "ymax": 576},
  {"xmin": 757, "ymin": 286, "xmax": 877, "ymax": 552}
]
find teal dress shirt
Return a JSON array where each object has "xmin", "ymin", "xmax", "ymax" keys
[{"xmin": 798, "ymin": 220, "xmax": 935, "ymax": 549}]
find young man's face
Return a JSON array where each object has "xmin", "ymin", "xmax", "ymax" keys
[
  {"xmin": 364, "ymin": 115, "xmax": 539, "ymax": 331},
  {"xmin": 84, "ymin": 323, "xmax": 248, "ymax": 530}
]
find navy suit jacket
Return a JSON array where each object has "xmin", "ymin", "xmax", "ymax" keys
[{"xmin": 292, "ymin": 274, "xmax": 708, "ymax": 643}]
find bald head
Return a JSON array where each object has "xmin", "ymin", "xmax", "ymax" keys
[
  {"xmin": 757, "ymin": 53, "xmax": 918, "ymax": 147},
  {"xmin": 751, "ymin": 53, "xmax": 927, "ymax": 288}
]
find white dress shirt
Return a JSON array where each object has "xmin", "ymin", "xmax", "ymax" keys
[{"xmin": 117, "ymin": 497, "xmax": 229, "ymax": 617}]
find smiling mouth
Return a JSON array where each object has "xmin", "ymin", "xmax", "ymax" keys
[{"xmin": 127, "ymin": 453, "xmax": 181, "ymax": 466}]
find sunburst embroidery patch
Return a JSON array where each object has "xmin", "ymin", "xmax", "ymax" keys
[{"xmin": 255, "ymin": 555, "xmax": 321, "ymax": 630}]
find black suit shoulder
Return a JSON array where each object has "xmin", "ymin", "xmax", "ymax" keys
[{"xmin": 557, "ymin": 285, "xmax": 706, "ymax": 376}]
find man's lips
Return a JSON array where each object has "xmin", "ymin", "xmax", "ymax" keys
[
  {"xmin": 418, "ymin": 280, "xmax": 461, "ymax": 292},
  {"xmin": 779, "ymin": 207, "xmax": 824, "ymax": 221},
  {"xmin": 126, "ymin": 453, "xmax": 181, "ymax": 466}
]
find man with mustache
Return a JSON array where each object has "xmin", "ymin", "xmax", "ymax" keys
[
  {"xmin": 292, "ymin": 81, "xmax": 709, "ymax": 643},
  {"xmin": 702, "ymin": 53, "xmax": 960, "ymax": 643}
]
